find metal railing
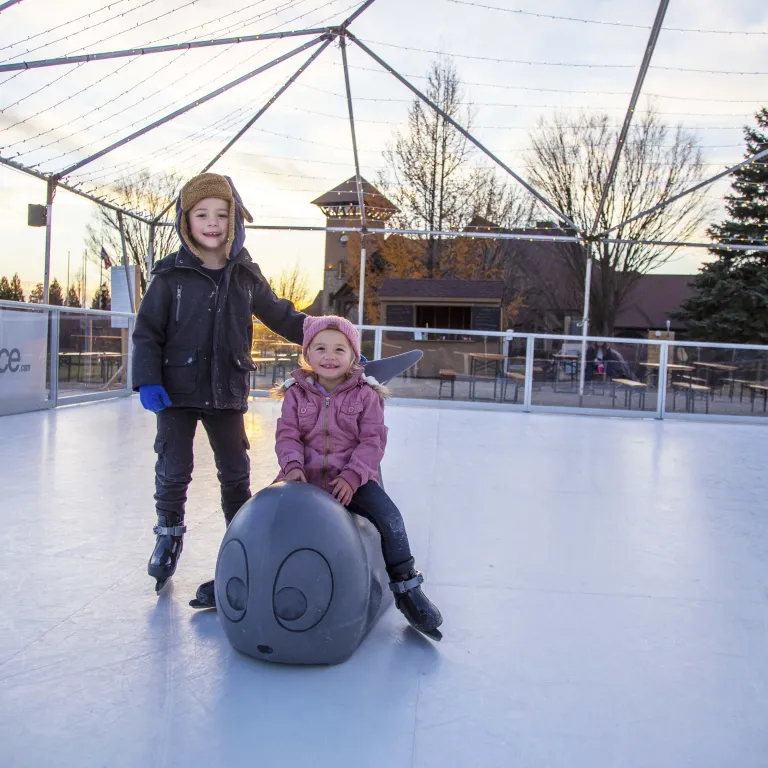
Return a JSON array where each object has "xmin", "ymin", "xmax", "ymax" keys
[
  {"xmin": 3, "ymin": 303, "xmax": 768, "ymax": 423},
  {"xmin": 0, "ymin": 299, "xmax": 135, "ymax": 414}
]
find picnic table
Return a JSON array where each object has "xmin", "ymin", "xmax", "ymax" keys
[
  {"xmin": 466, "ymin": 353, "xmax": 506, "ymax": 401},
  {"xmin": 639, "ymin": 362, "xmax": 694, "ymax": 387}
]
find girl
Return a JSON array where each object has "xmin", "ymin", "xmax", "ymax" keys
[
  {"xmin": 132, "ymin": 173, "xmax": 306, "ymax": 595},
  {"xmin": 272, "ymin": 315, "xmax": 443, "ymax": 640}
]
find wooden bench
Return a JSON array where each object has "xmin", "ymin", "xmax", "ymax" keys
[
  {"xmin": 748, "ymin": 383, "xmax": 768, "ymax": 413},
  {"xmin": 438, "ymin": 369, "xmax": 457, "ymax": 400},
  {"xmin": 671, "ymin": 381, "xmax": 711, "ymax": 413},
  {"xmin": 502, "ymin": 371, "xmax": 525, "ymax": 403},
  {"xmin": 611, "ymin": 378, "xmax": 648, "ymax": 410}
]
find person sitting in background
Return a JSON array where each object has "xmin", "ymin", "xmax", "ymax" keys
[{"xmin": 585, "ymin": 341, "xmax": 633, "ymax": 381}]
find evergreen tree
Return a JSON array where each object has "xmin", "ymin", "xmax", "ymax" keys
[
  {"xmin": 92, "ymin": 283, "xmax": 111, "ymax": 310},
  {"xmin": 28, "ymin": 283, "xmax": 44, "ymax": 304},
  {"xmin": 66, "ymin": 286, "xmax": 81, "ymax": 308},
  {"xmin": 9, "ymin": 273, "xmax": 24, "ymax": 301},
  {"xmin": 673, "ymin": 108, "xmax": 768, "ymax": 343},
  {"xmin": 48, "ymin": 278, "xmax": 64, "ymax": 306},
  {"xmin": 0, "ymin": 276, "xmax": 11, "ymax": 300}
]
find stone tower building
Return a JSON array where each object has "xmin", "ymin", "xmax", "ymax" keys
[{"xmin": 311, "ymin": 177, "xmax": 397, "ymax": 317}]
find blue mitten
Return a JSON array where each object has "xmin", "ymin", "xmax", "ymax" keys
[{"xmin": 139, "ymin": 385, "xmax": 172, "ymax": 413}]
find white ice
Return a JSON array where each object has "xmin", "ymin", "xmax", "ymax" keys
[{"xmin": 1, "ymin": 397, "xmax": 767, "ymax": 767}]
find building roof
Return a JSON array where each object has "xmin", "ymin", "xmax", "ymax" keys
[
  {"xmin": 379, "ymin": 278, "xmax": 504, "ymax": 301},
  {"xmin": 311, "ymin": 177, "xmax": 397, "ymax": 215},
  {"xmin": 615, "ymin": 274, "xmax": 695, "ymax": 330}
]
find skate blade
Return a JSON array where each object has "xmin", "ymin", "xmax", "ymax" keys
[
  {"xmin": 421, "ymin": 627, "xmax": 442, "ymax": 642},
  {"xmin": 189, "ymin": 598, "xmax": 216, "ymax": 610},
  {"xmin": 154, "ymin": 578, "xmax": 169, "ymax": 594}
]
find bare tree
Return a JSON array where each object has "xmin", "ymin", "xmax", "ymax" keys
[
  {"xmin": 527, "ymin": 107, "xmax": 713, "ymax": 334},
  {"xmin": 378, "ymin": 58, "xmax": 492, "ymax": 277},
  {"xmin": 268, "ymin": 262, "xmax": 312, "ymax": 309},
  {"xmin": 85, "ymin": 170, "xmax": 181, "ymax": 296}
]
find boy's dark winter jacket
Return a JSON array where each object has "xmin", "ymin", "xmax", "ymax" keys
[{"xmin": 131, "ymin": 176, "xmax": 306, "ymax": 411}]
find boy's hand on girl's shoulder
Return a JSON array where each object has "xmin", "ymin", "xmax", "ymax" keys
[
  {"xmin": 285, "ymin": 467, "xmax": 306, "ymax": 482},
  {"xmin": 329, "ymin": 477, "xmax": 353, "ymax": 506}
]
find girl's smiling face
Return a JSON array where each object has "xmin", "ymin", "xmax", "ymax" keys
[{"xmin": 307, "ymin": 329, "xmax": 355, "ymax": 386}]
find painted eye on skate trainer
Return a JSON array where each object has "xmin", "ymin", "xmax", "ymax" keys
[{"xmin": 217, "ymin": 539, "xmax": 249, "ymax": 622}]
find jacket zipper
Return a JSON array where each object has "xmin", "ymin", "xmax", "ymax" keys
[
  {"xmin": 322, "ymin": 396, "xmax": 330, "ymax": 490},
  {"xmin": 175, "ymin": 285, "xmax": 182, "ymax": 322}
]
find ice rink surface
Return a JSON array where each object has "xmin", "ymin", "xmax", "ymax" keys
[{"xmin": 1, "ymin": 396, "xmax": 767, "ymax": 767}]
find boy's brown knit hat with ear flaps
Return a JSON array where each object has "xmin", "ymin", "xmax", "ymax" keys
[{"xmin": 179, "ymin": 173, "xmax": 253, "ymax": 259}]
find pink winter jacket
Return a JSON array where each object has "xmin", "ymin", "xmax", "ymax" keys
[{"xmin": 274, "ymin": 367, "xmax": 388, "ymax": 493}]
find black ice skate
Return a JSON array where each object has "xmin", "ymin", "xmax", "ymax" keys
[
  {"xmin": 389, "ymin": 570, "xmax": 443, "ymax": 641},
  {"xmin": 147, "ymin": 520, "xmax": 186, "ymax": 594},
  {"xmin": 189, "ymin": 579, "xmax": 216, "ymax": 609}
]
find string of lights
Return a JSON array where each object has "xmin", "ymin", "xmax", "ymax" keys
[
  {"xmin": 320, "ymin": 60, "xmax": 767, "ymax": 104},
  {"xmin": 0, "ymin": 0, "xmax": 165, "ymax": 64},
  {"xmin": 360, "ymin": 38, "xmax": 768, "ymax": 76},
  {"xmin": 0, "ymin": 61, "xmax": 87, "ymax": 113},
  {"xmin": 290, "ymin": 82, "xmax": 763, "ymax": 119},
  {"xmin": 26, "ymin": 51, "xmax": 195, "ymax": 164},
  {"xmin": 61, "ymin": 0, "xmax": 202, "ymax": 59},
  {"xmin": 446, "ymin": 0, "xmax": 768, "ymax": 35},
  {"xmin": 0, "ymin": 0, "xmax": 134, "ymax": 54},
  {"xmin": 0, "ymin": 57, "xmax": 138, "ymax": 141}
]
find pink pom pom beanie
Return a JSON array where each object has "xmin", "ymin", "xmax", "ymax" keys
[{"xmin": 302, "ymin": 315, "xmax": 361, "ymax": 363}]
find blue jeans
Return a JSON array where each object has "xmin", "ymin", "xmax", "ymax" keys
[{"xmin": 347, "ymin": 481, "xmax": 413, "ymax": 573}]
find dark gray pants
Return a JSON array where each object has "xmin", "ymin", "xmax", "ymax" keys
[
  {"xmin": 154, "ymin": 408, "xmax": 250, "ymax": 525},
  {"xmin": 347, "ymin": 481, "xmax": 413, "ymax": 575}
]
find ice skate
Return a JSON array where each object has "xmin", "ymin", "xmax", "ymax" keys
[
  {"xmin": 389, "ymin": 569, "xmax": 443, "ymax": 641},
  {"xmin": 147, "ymin": 519, "xmax": 186, "ymax": 594},
  {"xmin": 189, "ymin": 579, "xmax": 216, "ymax": 609}
]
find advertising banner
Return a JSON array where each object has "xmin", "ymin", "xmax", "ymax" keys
[{"xmin": 0, "ymin": 308, "xmax": 48, "ymax": 416}]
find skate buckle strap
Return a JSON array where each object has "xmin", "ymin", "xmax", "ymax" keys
[
  {"xmin": 153, "ymin": 524, "xmax": 187, "ymax": 536},
  {"xmin": 389, "ymin": 570, "xmax": 424, "ymax": 595}
]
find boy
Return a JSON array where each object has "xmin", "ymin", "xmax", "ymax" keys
[{"xmin": 132, "ymin": 173, "xmax": 306, "ymax": 595}]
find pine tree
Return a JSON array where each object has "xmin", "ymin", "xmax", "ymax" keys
[
  {"xmin": 9, "ymin": 273, "xmax": 24, "ymax": 302},
  {"xmin": 66, "ymin": 286, "xmax": 81, "ymax": 308},
  {"xmin": 0, "ymin": 276, "xmax": 11, "ymax": 300},
  {"xmin": 673, "ymin": 108, "xmax": 768, "ymax": 343},
  {"xmin": 48, "ymin": 278, "xmax": 64, "ymax": 306},
  {"xmin": 28, "ymin": 283, "xmax": 44, "ymax": 304},
  {"xmin": 92, "ymin": 283, "xmax": 111, "ymax": 310}
]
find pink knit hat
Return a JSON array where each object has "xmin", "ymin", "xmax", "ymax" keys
[{"xmin": 302, "ymin": 315, "xmax": 361, "ymax": 363}]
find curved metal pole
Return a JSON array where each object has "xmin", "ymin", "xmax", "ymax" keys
[
  {"xmin": 579, "ymin": 0, "xmax": 669, "ymax": 405},
  {"xmin": 43, "ymin": 178, "xmax": 56, "ymax": 305},
  {"xmin": 0, "ymin": 28, "xmax": 332, "ymax": 73},
  {"xmin": 340, "ymin": 34, "xmax": 369, "ymax": 325},
  {"xmin": 0, "ymin": 0, "xmax": 24, "ymax": 11}
]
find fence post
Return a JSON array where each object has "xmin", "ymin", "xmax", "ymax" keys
[
  {"xmin": 373, "ymin": 327, "xmax": 383, "ymax": 361},
  {"xmin": 523, "ymin": 335, "xmax": 535, "ymax": 412},
  {"xmin": 657, "ymin": 340, "xmax": 669, "ymax": 419},
  {"xmin": 125, "ymin": 314, "xmax": 134, "ymax": 394},
  {"xmin": 48, "ymin": 308, "xmax": 60, "ymax": 407}
]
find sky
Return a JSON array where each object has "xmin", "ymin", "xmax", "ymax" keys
[{"xmin": 0, "ymin": 0, "xmax": 766, "ymax": 302}]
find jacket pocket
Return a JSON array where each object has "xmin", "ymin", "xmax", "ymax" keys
[
  {"xmin": 297, "ymin": 401, "xmax": 319, "ymax": 431},
  {"xmin": 229, "ymin": 352, "xmax": 256, "ymax": 397},
  {"xmin": 161, "ymin": 349, "xmax": 198, "ymax": 395}
]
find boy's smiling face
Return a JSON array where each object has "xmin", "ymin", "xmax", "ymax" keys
[{"xmin": 188, "ymin": 197, "xmax": 229, "ymax": 256}]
